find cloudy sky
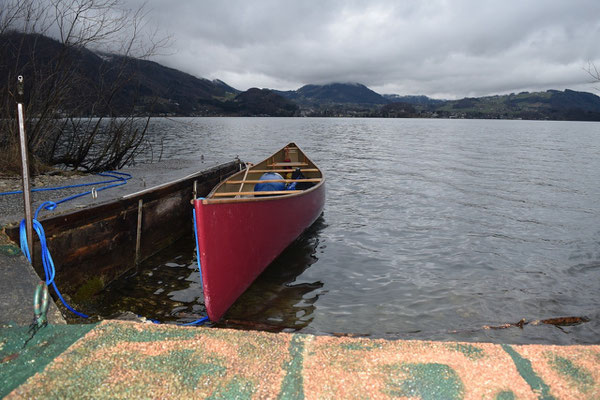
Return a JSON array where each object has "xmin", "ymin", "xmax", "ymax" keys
[{"xmin": 126, "ymin": 0, "xmax": 599, "ymax": 99}]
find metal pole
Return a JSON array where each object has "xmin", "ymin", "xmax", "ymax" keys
[
  {"xmin": 135, "ymin": 199, "xmax": 143, "ymax": 266},
  {"xmin": 17, "ymin": 75, "xmax": 34, "ymax": 263}
]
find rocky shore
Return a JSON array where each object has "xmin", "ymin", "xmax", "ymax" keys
[{"xmin": 0, "ymin": 171, "xmax": 88, "ymax": 193}]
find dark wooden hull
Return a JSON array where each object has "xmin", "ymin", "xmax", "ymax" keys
[
  {"xmin": 193, "ymin": 144, "xmax": 325, "ymax": 321},
  {"xmin": 5, "ymin": 161, "xmax": 241, "ymax": 303}
]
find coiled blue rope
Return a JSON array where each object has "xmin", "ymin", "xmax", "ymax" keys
[
  {"xmin": 16, "ymin": 171, "xmax": 132, "ymax": 319},
  {"xmin": 20, "ymin": 201, "xmax": 89, "ymax": 318}
]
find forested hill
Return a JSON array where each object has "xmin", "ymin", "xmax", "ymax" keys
[
  {"xmin": 277, "ymin": 83, "xmax": 600, "ymax": 120},
  {"xmin": 427, "ymin": 90, "xmax": 600, "ymax": 121},
  {"xmin": 0, "ymin": 32, "xmax": 296, "ymax": 117},
  {"xmin": 3, "ymin": 32, "xmax": 600, "ymax": 120},
  {"xmin": 275, "ymin": 83, "xmax": 388, "ymax": 105}
]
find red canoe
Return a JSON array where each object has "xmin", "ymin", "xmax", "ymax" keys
[{"xmin": 193, "ymin": 143, "xmax": 325, "ymax": 321}]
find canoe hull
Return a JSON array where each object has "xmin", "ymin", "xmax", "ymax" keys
[{"xmin": 194, "ymin": 182, "xmax": 325, "ymax": 321}]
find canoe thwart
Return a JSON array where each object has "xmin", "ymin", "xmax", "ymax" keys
[
  {"xmin": 268, "ymin": 162, "xmax": 309, "ymax": 167},
  {"xmin": 195, "ymin": 142, "xmax": 325, "ymax": 321},
  {"xmin": 212, "ymin": 190, "xmax": 303, "ymax": 197},
  {"xmin": 226, "ymin": 178, "xmax": 322, "ymax": 184},
  {"xmin": 247, "ymin": 168, "xmax": 319, "ymax": 174}
]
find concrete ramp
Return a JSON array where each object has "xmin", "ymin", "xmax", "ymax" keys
[{"xmin": 2, "ymin": 320, "xmax": 599, "ymax": 399}]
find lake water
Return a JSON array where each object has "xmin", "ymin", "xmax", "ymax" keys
[{"xmin": 93, "ymin": 117, "xmax": 600, "ymax": 345}]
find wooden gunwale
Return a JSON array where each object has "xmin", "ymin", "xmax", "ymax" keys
[
  {"xmin": 202, "ymin": 142, "xmax": 324, "ymax": 205},
  {"xmin": 194, "ymin": 143, "xmax": 325, "ymax": 321}
]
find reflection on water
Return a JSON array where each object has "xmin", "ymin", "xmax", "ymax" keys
[
  {"xmin": 89, "ymin": 117, "xmax": 600, "ymax": 344},
  {"xmin": 90, "ymin": 216, "xmax": 326, "ymax": 330},
  {"xmin": 88, "ymin": 235, "xmax": 206, "ymax": 324},
  {"xmin": 217, "ymin": 216, "xmax": 326, "ymax": 332}
]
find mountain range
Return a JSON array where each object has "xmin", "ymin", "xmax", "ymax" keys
[{"xmin": 3, "ymin": 32, "xmax": 600, "ymax": 120}]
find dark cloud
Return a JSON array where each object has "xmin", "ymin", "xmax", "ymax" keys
[{"xmin": 128, "ymin": 0, "xmax": 600, "ymax": 98}]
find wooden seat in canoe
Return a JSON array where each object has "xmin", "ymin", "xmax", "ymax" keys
[
  {"xmin": 268, "ymin": 162, "xmax": 309, "ymax": 168},
  {"xmin": 212, "ymin": 190, "xmax": 303, "ymax": 197},
  {"xmin": 192, "ymin": 142, "xmax": 325, "ymax": 321},
  {"xmin": 226, "ymin": 178, "xmax": 322, "ymax": 184},
  {"xmin": 247, "ymin": 168, "xmax": 319, "ymax": 174}
]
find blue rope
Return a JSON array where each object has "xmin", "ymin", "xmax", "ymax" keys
[
  {"xmin": 179, "ymin": 205, "xmax": 210, "ymax": 326},
  {"xmin": 142, "ymin": 315, "xmax": 209, "ymax": 326},
  {"xmin": 181, "ymin": 316, "xmax": 209, "ymax": 326},
  {"xmin": 192, "ymin": 206, "xmax": 203, "ymax": 285},
  {"xmin": 129, "ymin": 206, "xmax": 209, "ymax": 326},
  {"xmin": 20, "ymin": 201, "xmax": 89, "ymax": 318},
  {"xmin": 0, "ymin": 171, "xmax": 132, "ymax": 197},
  {"xmin": 16, "ymin": 171, "xmax": 131, "ymax": 319},
  {"xmin": 53, "ymin": 171, "xmax": 132, "ymax": 205},
  {"xmin": 16, "ymin": 172, "xmax": 210, "ymax": 326},
  {"xmin": 133, "ymin": 206, "xmax": 209, "ymax": 326}
]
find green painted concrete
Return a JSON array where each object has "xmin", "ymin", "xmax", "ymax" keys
[
  {"xmin": 446, "ymin": 343, "xmax": 486, "ymax": 360},
  {"xmin": 546, "ymin": 352, "xmax": 595, "ymax": 394},
  {"xmin": 278, "ymin": 334, "xmax": 307, "ymax": 400},
  {"xmin": 3, "ymin": 321, "xmax": 600, "ymax": 398},
  {"xmin": 0, "ymin": 323, "xmax": 96, "ymax": 398},
  {"xmin": 207, "ymin": 377, "xmax": 255, "ymax": 400},
  {"xmin": 383, "ymin": 362, "xmax": 464, "ymax": 399},
  {"xmin": 495, "ymin": 390, "xmax": 516, "ymax": 400},
  {"xmin": 501, "ymin": 344, "xmax": 555, "ymax": 400}
]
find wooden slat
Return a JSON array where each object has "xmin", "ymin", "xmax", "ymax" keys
[
  {"xmin": 212, "ymin": 190, "xmax": 303, "ymax": 197},
  {"xmin": 248, "ymin": 168, "xmax": 319, "ymax": 173},
  {"xmin": 235, "ymin": 162, "xmax": 252, "ymax": 198},
  {"xmin": 268, "ymin": 162, "xmax": 308, "ymax": 167},
  {"xmin": 227, "ymin": 178, "xmax": 321, "ymax": 184}
]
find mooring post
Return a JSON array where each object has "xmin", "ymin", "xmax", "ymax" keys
[
  {"xmin": 135, "ymin": 199, "xmax": 143, "ymax": 266},
  {"xmin": 17, "ymin": 76, "xmax": 34, "ymax": 263}
]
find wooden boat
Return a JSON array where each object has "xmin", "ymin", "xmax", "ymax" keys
[
  {"xmin": 193, "ymin": 143, "xmax": 325, "ymax": 321},
  {"xmin": 4, "ymin": 161, "xmax": 241, "ymax": 302}
]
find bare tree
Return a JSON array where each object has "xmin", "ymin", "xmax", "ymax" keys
[
  {"xmin": 0, "ymin": 0, "xmax": 168, "ymax": 173},
  {"xmin": 587, "ymin": 61, "xmax": 600, "ymax": 89}
]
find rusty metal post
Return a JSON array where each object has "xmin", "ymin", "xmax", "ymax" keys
[{"xmin": 17, "ymin": 75, "xmax": 34, "ymax": 262}]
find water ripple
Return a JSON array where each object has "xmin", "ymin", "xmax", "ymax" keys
[{"xmin": 115, "ymin": 118, "xmax": 600, "ymax": 344}]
